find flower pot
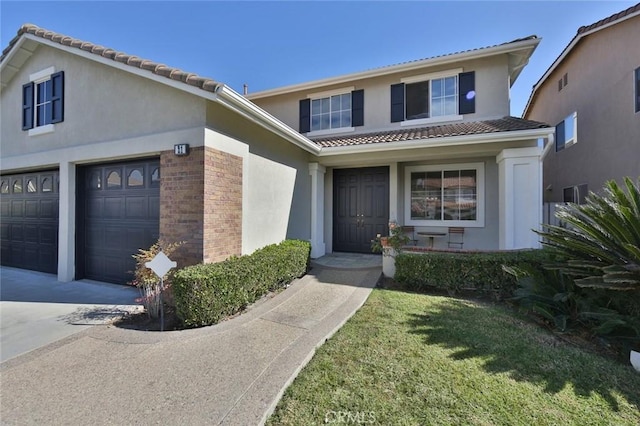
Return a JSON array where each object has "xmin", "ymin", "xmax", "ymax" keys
[{"xmin": 631, "ymin": 350, "xmax": 640, "ymax": 372}]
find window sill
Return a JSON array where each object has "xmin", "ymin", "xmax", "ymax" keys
[
  {"xmin": 401, "ymin": 115, "xmax": 463, "ymax": 127},
  {"xmin": 307, "ymin": 127, "xmax": 355, "ymax": 137},
  {"xmin": 406, "ymin": 219, "xmax": 484, "ymax": 228},
  {"xmin": 28, "ymin": 124, "xmax": 55, "ymax": 137}
]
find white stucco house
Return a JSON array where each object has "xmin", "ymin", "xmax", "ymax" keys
[{"xmin": 0, "ymin": 24, "xmax": 553, "ymax": 284}]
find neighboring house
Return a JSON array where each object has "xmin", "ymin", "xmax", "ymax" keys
[
  {"xmin": 523, "ymin": 3, "xmax": 640, "ymax": 205},
  {"xmin": 1, "ymin": 24, "xmax": 553, "ymax": 285}
]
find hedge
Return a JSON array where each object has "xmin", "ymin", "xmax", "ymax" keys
[
  {"xmin": 394, "ymin": 249, "xmax": 552, "ymax": 299},
  {"xmin": 172, "ymin": 240, "xmax": 310, "ymax": 327}
]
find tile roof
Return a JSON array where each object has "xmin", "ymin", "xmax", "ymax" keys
[
  {"xmin": 1, "ymin": 24, "xmax": 220, "ymax": 92},
  {"xmin": 312, "ymin": 117, "xmax": 549, "ymax": 148},
  {"xmin": 577, "ymin": 2, "xmax": 640, "ymax": 34}
]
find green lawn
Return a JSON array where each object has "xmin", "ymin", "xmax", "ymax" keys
[{"xmin": 268, "ymin": 289, "xmax": 640, "ymax": 425}]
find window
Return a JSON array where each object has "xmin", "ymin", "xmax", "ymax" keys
[
  {"xmin": 106, "ymin": 170, "xmax": 121, "ymax": 189},
  {"xmin": 22, "ymin": 68, "xmax": 64, "ymax": 134},
  {"xmin": 555, "ymin": 112, "xmax": 577, "ymax": 151},
  {"xmin": 26, "ymin": 178, "xmax": 37, "ymax": 193},
  {"xmin": 405, "ymin": 163, "xmax": 484, "ymax": 227},
  {"xmin": 311, "ymin": 93, "xmax": 351, "ymax": 131},
  {"xmin": 635, "ymin": 67, "xmax": 640, "ymax": 113},
  {"xmin": 1, "ymin": 180, "xmax": 9, "ymax": 194},
  {"xmin": 563, "ymin": 184, "xmax": 588, "ymax": 204},
  {"xmin": 299, "ymin": 89, "xmax": 363, "ymax": 134},
  {"xmin": 392, "ymin": 70, "xmax": 475, "ymax": 124},
  {"xmin": 127, "ymin": 169, "xmax": 144, "ymax": 187}
]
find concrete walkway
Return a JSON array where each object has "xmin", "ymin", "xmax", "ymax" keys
[{"xmin": 0, "ymin": 263, "xmax": 380, "ymax": 425}]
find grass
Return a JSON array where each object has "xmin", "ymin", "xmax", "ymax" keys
[{"xmin": 268, "ymin": 289, "xmax": 640, "ymax": 425}]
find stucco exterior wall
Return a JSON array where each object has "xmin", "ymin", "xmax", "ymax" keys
[
  {"xmin": 525, "ymin": 16, "xmax": 640, "ymax": 201},
  {"xmin": 1, "ymin": 44, "xmax": 206, "ymax": 158},
  {"xmin": 250, "ymin": 55, "xmax": 511, "ymax": 135},
  {"xmin": 205, "ymin": 103, "xmax": 312, "ymax": 254}
]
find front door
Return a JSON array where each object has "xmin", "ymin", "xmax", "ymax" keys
[{"xmin": 333, "ymin": 167, "xmax": 389, "ymax": 253}]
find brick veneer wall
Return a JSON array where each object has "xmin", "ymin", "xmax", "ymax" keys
[
  {"xmin": 203, "ymin": 146, "xmax": 242, "ymax": 263},
  {"xmin": 159, "ymin": 146, "xmax": 242, "ymax": 267}
]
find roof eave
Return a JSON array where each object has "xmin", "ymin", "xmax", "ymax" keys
[
  {"xmin": 524, "ymin": 10, "xmax": 639, "ymax": 117},
  {"xmin": 316, "ymin": 127, "xmax": 553, "ymax": 156},
  {"xmin": 1, "ymin": 31, "xmax": 320, "ymax": 156},
  {"xmin": 248, "ymin": 37, "xmax": 540, "ymax": 100},
  {"xmin": 215, "ymin": 85, "xmax": 321, "ymax": 155}
]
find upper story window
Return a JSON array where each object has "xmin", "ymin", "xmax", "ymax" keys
[
  {"xmin": 299, "ymin": 88, "xmax": 364, "ymax": 136},
  {"xmin": 555, "ymin": 112, "xmax": 577, "ymax": 152},
  {"xmin": 635, "ymin": 67, "xmax": 640, "ymax": 113},
  {"xmin": 22, "ymin": 67, "xmax": 64, "ymax": 136},
  {"xmin": 405, "ymin": 162, "xmax": 485, "ymax": 227},
  {"xmin": 311, "ymin": 93, "xmax": 351, "ymax": 131},
  {"xmin": 391, "ymin": 69, "xmax": 475, "ymax": 125}
]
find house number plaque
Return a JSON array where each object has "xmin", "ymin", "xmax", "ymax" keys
[{"xmin": 174, "ymin": 143, "xmax": 190, "ymax": 156}]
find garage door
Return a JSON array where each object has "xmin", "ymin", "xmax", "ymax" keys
[
  {"xmin": 77, "ymin": 160, "xmax": 160, "ymax": 284},
  {"xmin": 1, "ymin": 171, "xmax": 59, "ymax": 273}
]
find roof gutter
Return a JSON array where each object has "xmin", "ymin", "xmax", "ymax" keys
[
  {"xmin": 214, "ymin": 85, "xmax": 321, "ymax": 155},
  {"xmin": 317, "ymin": 127, "xmax": 554, "ymax": 156}
]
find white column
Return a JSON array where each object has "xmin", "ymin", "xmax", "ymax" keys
[
  {"xmin": 389, "ymin": 162, "xmax": 398, "ymax": 223},
  {"xmin": 309, "ymin": 163, "xmax": 326, "ymax": 258},
  {"xmin": 58, "ymin": 161, "xmax": 76, "ymax": 282},
  {"xmin": 497, "ymin": 147, "xmax": 543, "ymax": 250}
]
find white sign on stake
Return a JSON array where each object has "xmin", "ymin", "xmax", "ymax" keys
[
  {"xmin": 144, "ymin": 251, "xmax": 177, "ymax": 331},
  {"xmin": 145, "ymin": 251, "xmax": 177, "ymax": 279}
]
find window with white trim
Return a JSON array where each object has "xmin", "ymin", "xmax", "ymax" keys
[
  {"xmin": 555, "ymin": 112, "xmax": 577, "ymax": 151},
  {"xmin": 391, "ymin": 70, "xmax": 475, "ymax": 125},
  {"xmin": 22, "ymin": 67, "xmax": 64, "ymax": 134},
  {"xmin": 405, "ymin": 75, "xmax": 458, "ymax": 120},
  {"xmin": 311, "ymin": 93, "xmax": 352, "ymax": 131},
  {"xmin": 405, "ymin": 163, "xmax": 484, "ymax": 227},
  {"xmin": 635, "ymin": 67, "xmax": 640, "ymax": 113},
  {"xmin": 299, "ymin": 88, "xmax": 364, "ymax": 135}
]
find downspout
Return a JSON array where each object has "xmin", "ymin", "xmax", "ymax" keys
[{"xmin": 541, "ymin": 131, "xmax": 555, "ymax": 161}]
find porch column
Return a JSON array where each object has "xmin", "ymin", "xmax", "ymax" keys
[
  {"xmin": 497, "ymin": 147, "xmax": 543, "ymax": 250},
  {"xmin": 58, "ymin": 161, "xmax": 76, "ymax": 282},
  {"xmin": 389, "ymin": 162, "xmax": 398, "ymax": 223},
  {"xmin": 309, "ymin": 163, "xmax": 326, "ymax": 258}
]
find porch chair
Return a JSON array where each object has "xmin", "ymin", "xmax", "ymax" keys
[
  {"xmin": 447, "ymin": 227, "xmax": 464, "ymax": 249},
  {"xmin": 401, "ymin": 226, "xmax": 418, "ymax": 246}
]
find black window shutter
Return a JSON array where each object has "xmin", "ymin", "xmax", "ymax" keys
[
  {"xmin": 50, "ymin": 71, "xmax": 64, "ymax": 124},
  {"xmin": 458, "ymin": 71, "xmax": 475, "ymax": 114},
  {"xmin": 22, "ymin": 82, "xmax": 34, "ymax": 130},
  {"xmin": 555, "ymin": 121, "xmax": 565, "ymax": 152},
  {"xmin": 351, "ymin": 89, "xmax": 364, "ymax": 127},
  {"xmin": 299, "ymin": 98, "xmax": 310, "ymax": 133},
  {"xmin": 390, "ymin": 83, "xmax": 405, "ymax": 122}
]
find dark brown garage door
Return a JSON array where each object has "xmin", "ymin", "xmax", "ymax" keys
[
  {"xmin": 1, "ymin": 171, "xmax": 59, "ymax": 274},
  {"xmin": 77, "ymin": 160, "xmax": 160, "ymax": 284}
]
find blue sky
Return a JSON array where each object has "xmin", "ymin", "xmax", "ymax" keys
[{"xmin": 1, "ymin": 1, "xmax": 636, "ymax": 117}]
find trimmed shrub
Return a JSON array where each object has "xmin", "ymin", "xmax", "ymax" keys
[
  {"xmin": 394, "ymin": 249, "xmax": 552, "ymax": 299},
  {"xmin": 172, "ymin": 240, "xmax": 310, "ymax": 327}
]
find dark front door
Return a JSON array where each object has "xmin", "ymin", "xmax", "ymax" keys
[
  {"xmin": 77, "ymin": 160, "xmax": 160, "ymax": 284},
  {"xmin": 0, "ymin": 171, "xmax": 59, "ymax": 273},
  {"xmin": 333, "ymin": 167, "xmax": 389, "ymax": 253}
]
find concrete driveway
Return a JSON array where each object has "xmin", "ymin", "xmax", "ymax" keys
[{"xmin": 0, "ymin": 267, "xmax": 142, "ymax": 363}]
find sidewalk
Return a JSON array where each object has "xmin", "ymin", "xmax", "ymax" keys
[{"xmin": 0, "ymin": 264, "xmax": 381, "ymax": 425}]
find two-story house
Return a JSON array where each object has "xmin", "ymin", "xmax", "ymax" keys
[
  {"xmin": 1, "ymin": 24, "xmax": 553, "ymax": 285},
  {"xmin": 249, "ymin": 36, "xmax": 552, "ymax": 255},
  {"xmin": 524, "ymin": 3, "xmax": 640, "ymax": 205}
]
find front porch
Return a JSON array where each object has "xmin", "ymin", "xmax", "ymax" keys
[{"xmin": 308, "ymin": 143, "xmax": 549, "ymax": 258}]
